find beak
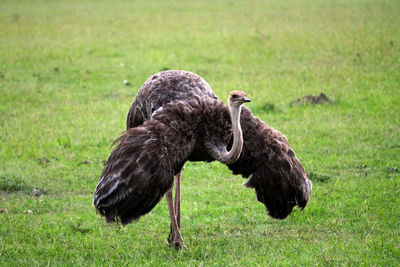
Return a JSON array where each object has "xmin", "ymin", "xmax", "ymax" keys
[{"xmin": 242, "ymin": 97, "xmax": 251, "ymax": 103}]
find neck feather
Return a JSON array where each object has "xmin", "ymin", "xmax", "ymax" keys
[{"xmin": 218, "ymin": 104, "xmax": 243, "ymax": 164}]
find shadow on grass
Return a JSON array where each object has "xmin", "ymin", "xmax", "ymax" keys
[
  {"xmin": 0, "ymin": 175, "xmax": 46, "ymax": 196},
  {"xmin": 69, "ymin": 221, "xmax": 92, "ymax": 234},
  {"xmin": 307, "ymin": 172, "xmax": 331, "ymax": 183},
  {"xmin": 252, "ymin": 102, "xmax": 279, "ymax": 114}
]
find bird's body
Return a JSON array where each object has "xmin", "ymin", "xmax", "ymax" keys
[
  {"xmin": 94, "ymin": 70, "xmax": 312, "ymax": 248},
  {"xmin": 94, "ymin": 97, "xmax": 233, "ymax": 224}
]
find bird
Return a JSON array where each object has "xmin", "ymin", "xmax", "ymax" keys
[
  {"xmin": 126, "ymin": 70, "xmax": 312, "ymax": 220},
  {"xmin": 94, "ymin": 88, "xmax": 250, "ymax": 249},
  {"xmin": 94, "ymin": 70, "xmax": 312, "ymax": 250}
]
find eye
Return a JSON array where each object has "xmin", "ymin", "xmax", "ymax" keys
[{"xmin": 232, "ymin": 94, "xmax": 238, "ymax": 98}]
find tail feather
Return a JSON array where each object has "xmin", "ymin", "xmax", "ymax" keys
[{"xmin": 93, "ymin": 129, "xmax": 175, "ymax": 224}]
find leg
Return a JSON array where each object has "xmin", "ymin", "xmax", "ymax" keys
[
  {"xmin": 168, "ymin": 170, "xmax": 183, "ymax": 243},
  {"xmin": 174, "ymin": 171, "xmax": 182, "ymax": 228},
  {"xmin": 165, "ymin": 189, "xmax": 186, "ymax": 250}
]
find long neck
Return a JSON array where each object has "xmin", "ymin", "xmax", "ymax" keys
[{"xmin": 217, "ymin": 104, "xmax": 243, "ymax": 164}]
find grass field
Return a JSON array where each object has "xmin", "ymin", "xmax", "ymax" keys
[{"xmin": 1, "ymin": 0, "xmax": 399, "ymax": 265}]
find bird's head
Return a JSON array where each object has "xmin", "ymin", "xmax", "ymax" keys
[{"xmin": 229, "ymin": 91, "xmax": 251, "ymax": 107}]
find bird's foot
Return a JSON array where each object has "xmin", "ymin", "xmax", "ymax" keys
[
  {"xmin": 171, "ymin": 238, "xmax": 187, "ymax": 250},
  {"xmin": 168, "ymin": 233, "xmax": 187, "ymax": 250}
]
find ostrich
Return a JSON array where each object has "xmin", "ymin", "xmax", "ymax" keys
[
  {"xmin": 94, "ymin": 70, "xmax": 312, "ymax": 249},
  {"xmin": 94, "ymin": 90, "xmax": 250, "ymax": 249}
]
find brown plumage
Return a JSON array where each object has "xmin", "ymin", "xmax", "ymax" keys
[
  {"xmin": 125, "ymin": 70, "xmax": 312, "ymax": 218},
  {"xmin": 94, "ymin": 97, "xmax": 234, "ymax": 224},
  {"xmin": 94, "ymin": 70, "xmax": 312, "ymax": 248}
]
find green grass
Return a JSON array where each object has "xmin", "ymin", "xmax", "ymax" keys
[{"xmin": 1, "ymin": 0, "xmax": 399, "ymax": 265}]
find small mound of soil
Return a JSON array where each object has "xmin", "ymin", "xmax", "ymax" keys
[{"xmin": 292, "ymin": 92, "xmax": 330, "ymax": 105}]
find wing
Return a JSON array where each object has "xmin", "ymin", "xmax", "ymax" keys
[
  {"xmin": 93, "ymin": 126, "xmax": 174, "ymax": 225},
  {"xmin": 228, "ymin": 108, "xmax": 312, "ymax": 219},
  {"xmin": 94, "ymin": 101, "xmax": 198, "ymax": 225}
]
